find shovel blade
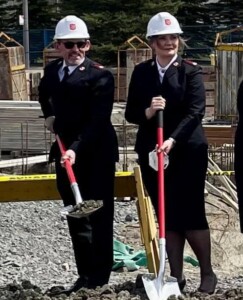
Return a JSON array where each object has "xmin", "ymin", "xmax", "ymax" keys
[
  {"xmin": 142, "ymin": 274, "xmax": 181, "ymax": 300},
  {"xmin": 60, "ymin": 200, "xmax": 103, "ymax": 219}
]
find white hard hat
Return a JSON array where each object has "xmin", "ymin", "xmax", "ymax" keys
[
  {"xmin": 146, "ymin": 12, "xmax": 183, "ymax": 38},
  {"xmin": 54, "ymin": 15, "xmax": 90, "ymax": 40}
]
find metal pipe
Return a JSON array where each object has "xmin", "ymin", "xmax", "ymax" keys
[{"xmin": 23, "ymin": 0, "xmax": 30, "ymax": 69}]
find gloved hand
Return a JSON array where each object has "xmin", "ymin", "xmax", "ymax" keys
[{"xmin": 45, "ymin": 116, "xmax": 55, "ymax": 133}]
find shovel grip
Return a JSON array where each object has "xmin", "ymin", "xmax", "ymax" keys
[
  {"xmin": 56, "ymin": 135, "xmax": 77, "ymax": 185},
  {"xmin": 157, "ymin": 110, "xmax": 165, "ymax": 239},
  {"xmin": 157, "ymin": 109, "xmax": 163, "ymax": 129}
]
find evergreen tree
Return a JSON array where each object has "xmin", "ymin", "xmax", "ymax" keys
[
  {"xmin": 0, "ymin": 0, "xmax": 22, "ymax": 30},
  {"xmin": 28, "ymin": 1, "xmax": 58, "ymax": 28},
  {"xmin": 176, "ymin": 0, "xmax": 243, "ymax": 54},
  {"xmin": 0, "ymin": 0, "xmax": 58, "ymax": 30},
  {"xmin": 206, "ymin": 0, "xmax": 243, "ymax": 26},
  {"xmin": 177, "ymin": 1, "xmax": 211, "ymax": 25},
  {"xmin": 177, "ymin": 0, "xmax": 243, "ymax": 26}
]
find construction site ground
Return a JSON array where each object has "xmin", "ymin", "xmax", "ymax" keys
[{"xmin": 0, "ymin": 175, "xmax": 243, "ymax": 299}]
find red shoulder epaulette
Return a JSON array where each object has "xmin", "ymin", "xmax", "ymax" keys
[
  {"xmin": 184, "ymin": 60, "xmax": 197, "ymax": 66},
  {"xmin": 92, "ymin": 63, "xmax": 104, "ymax": 69}
]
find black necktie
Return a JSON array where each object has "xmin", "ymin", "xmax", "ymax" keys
[{"xmin": 61, "ymin": 66, "xmax": 69, "ymax": 82}]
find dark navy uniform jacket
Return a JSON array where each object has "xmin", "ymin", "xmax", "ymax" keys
[
  {"xmin": 38, "ymin": 57, "xmax": 119, "ymax": 163},
  {"xmin": 125, "ymin": 56, "xmax": 208, "ymax": 155}
]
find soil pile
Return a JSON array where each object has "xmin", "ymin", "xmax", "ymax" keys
[{"xmin": 0, "ymin": 193, "xmax": 243, "ymax": 299}]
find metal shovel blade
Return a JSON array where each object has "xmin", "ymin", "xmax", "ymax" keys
[
  {"xmin": 142, "ymin": 273, "xmax": 181, "ymax": 300},
  {"xmin": 142, "ymin": 238, "xmax": 181, "ymax": 300},
  {"xmin": 61, "ymin": 200, "xmax": 103, "ymax": 219},
  {"xmin": 69, "ymin": 200, "xmax": 103, "ymax": 218},
  {"xmin": 68, "ymin": 182, "xmax": 103, "ymax": 218}
]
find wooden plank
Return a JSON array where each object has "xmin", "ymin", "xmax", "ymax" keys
[
  {"xmin": 204, "ymin": 82, "xmax": 216, "ymax": 90},
  {"xmin": 29, "ymin": 73, "xmax": 41, "ymax": 100},
  {"xmin": 0, "ymin": 100, "xmax": 40, "ymax": 107},
  {"xmin": 0, "ymin": 48, "xmax": 12, "ymax": 99},
  {"xmin": 0, "ymin": 46, "xmax": 27, "ymax": 100},
  {"xmin": 203, "ymin": 125, "xmax": 236, "ymax": 145},
  {"xmin": 11, "ymin": 64, "xmax": 25, "ymax": 71},
  {"xmin": 0, "ymin": 102, "xmax": 45, "ymax": 153},
  {"xmin": 205, "ymin": 106, "xmax": 215, "ymax": 117},
  {"xmin": 0, "ymin": 127, "xmax": 51, "ymax": 151},
  {"xmin": 215, "ymin": 44, "xmax": 243, "ymax": 51},
  {"xmin": 206, "ymin": 91, "xmax": 215, "ymax": 106},
  {"xmin": 0, "ymin": 155, "xmax": 48, "ymax": 168},
  {"xmin": 11, "ymin": 70, "xmax": 28, "ymax": 100},
  {"xmin": 43, "ymin": 48, "xmax": 61, "ymax": 67},
  {"xmin": 8, "ymin": 46, "xmax": 25, "ymax": 67},
  {"xmin": 134, "ymin": 166, "xmax": 159, "ymax": 274}
]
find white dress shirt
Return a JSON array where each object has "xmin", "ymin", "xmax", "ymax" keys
[
  {"xmin": 58, "ymin": 59, "xmax": 85, "ymax": 81},
  {"xmin": 156, "ymin": 54, "xmax": 178, "ymax": 83}
]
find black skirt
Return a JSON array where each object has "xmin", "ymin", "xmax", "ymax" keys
[{"xmin": 138, "ymin": 144, "xmax": 209, "ymax": 231}]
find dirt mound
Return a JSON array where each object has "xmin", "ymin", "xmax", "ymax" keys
[
  {"xmin": 2, "ymin": 280, "xmax": 243, "ymax": 299},
  {"xmin": 183, "ymin": 192, "xmax": 243, "ymax": 279}
]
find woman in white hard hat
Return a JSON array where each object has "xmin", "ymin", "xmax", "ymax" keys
[
  {"xmin": 38, "ymin": 15, "xmax": 118, "ymax": 295},
  {"xmin": 125, "ymin": 12, "xmax": 217, "ymax": 294}
]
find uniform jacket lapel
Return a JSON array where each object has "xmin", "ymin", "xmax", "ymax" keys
[
  {"xmin": 163, "ymin": 56, "xmax": 183, "ymax": 87},
  {"xmin": 165, "ymin": 56, "xmax": 182, "ymax": 78},
  {"xmin": 147, "ymin": 59, "xmax": 163, "ymax": 97},
  {"xmin": 149, "ymin": 56, "xmax": 183, "ymax": 97},
  {"xmin": 51, "ymin": 58, "xmax": 91, "ymax": 85},
  {"xmin": 63, "ymin": 58, "xmax": 92, "ymax": 84}
]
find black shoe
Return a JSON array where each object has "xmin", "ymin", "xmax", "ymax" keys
[
  {"xmin": 197, "ymin": 273, "xmax": 217, "ymax": 295},
  {"xmin": 87, "ymin": 279, "xmax": 107, "ymax": 289},
  {"xmin": 178, "ymin": 278, "xmax": 186, "ymax": 291},
  {"xmin": 48, "ymin": 276, "xmax": 88, "ymax": 296},
  {"xmin": 45, "ymin": 286, "xmax": 66, "ymax": 296}
]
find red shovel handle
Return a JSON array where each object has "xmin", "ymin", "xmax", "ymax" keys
[
  {"xmin": 56, "ymin": 135, "xmax": 77, "ymax": 185},
  {"xmin": 157, "ymin": 110, "xmax": 165, "ymax": 239}
]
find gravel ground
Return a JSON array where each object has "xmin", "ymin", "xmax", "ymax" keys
[{"xmin": 1, "ymin": 196, "xmax": 243, "ymax": 299}]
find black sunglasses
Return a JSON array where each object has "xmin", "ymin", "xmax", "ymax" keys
[{"xmin": 62, "ymin": 41, "xmax": 87, "ymax": 49}]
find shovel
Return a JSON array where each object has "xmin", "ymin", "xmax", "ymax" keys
[
  {"xmin": 142, "ymin": 110, "xmax": 181, "ymax": 300},
  {"xmin": 56, "ymin": 134, "xmax": 103, "ymax": 218}
]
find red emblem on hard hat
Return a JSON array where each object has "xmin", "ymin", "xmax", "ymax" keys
[
  {"xmin": 165, "ymin": 19, "xmax": 171, "ymax": 25},
  {"xmin": 70, "ymin": 23, "xmax": 76, "ymax": 30}
]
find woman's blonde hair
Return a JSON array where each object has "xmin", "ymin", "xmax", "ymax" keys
[{"xmin": 148, "ymin": 35, "xmax": 188, "ymax": 54}]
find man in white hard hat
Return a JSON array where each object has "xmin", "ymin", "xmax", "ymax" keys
[
  {"xmin": 125, "ymin": 12, "xmax": 217, "ymax": 294},
  {"xmin": 38, "ymin": 15, "xmax": 118, "ymax": 295}
]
